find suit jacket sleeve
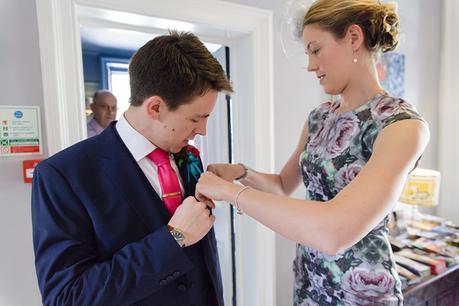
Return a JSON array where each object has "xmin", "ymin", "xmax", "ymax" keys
[{"xmin": 32, "ymin": 161, "xmax": 193, "ymax": 306}]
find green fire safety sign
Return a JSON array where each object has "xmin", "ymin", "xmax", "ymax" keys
[{"xmin": 0, "ymin": 106, "xmax": 42, "ymax": 156}]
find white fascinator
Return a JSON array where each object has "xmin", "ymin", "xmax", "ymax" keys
[{"xmin": 279, "ymin": 0, "xmax": 315, "ymax": 62}]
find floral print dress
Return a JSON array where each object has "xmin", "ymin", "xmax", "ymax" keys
[{"xmin": 294, "ymin": 93, "xmax": 424, "ymax": 306}]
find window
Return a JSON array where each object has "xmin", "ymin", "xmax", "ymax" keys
[{"xmin": 101, "ymin": 57, "xmax": 130, "ymax": 119}]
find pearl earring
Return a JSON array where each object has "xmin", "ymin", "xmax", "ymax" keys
[{"xmin": 353, "ymin": 57, "xmax": 358, "ymax": 63}]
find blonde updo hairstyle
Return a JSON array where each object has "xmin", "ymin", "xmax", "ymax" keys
[{"xmin": 303, "ymin": 0, "xmax": 400, "ymax": 53}]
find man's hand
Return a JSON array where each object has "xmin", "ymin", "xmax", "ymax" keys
[
  {"xmin": 207, "ymin": 163, "xmax": 246, "ymax": 182},
  {"xmin": 168, "ymin": 196, "xmax": 215, "ymax": 247}
]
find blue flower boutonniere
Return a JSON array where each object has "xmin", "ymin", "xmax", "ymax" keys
[{"xmin": 176, "ymin": 145, "xmax": 203, "ymax": 181}]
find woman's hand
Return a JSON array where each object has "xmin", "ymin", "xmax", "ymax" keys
[
  {"xmin": 196, "ymin": 171, "xmax": 239, "ymax": 203},
  {"xmin": 207, "ymin": 163, "xmax": 246, "ymax": 182}
]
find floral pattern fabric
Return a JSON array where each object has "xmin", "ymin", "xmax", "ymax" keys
[{"xmin": 294, "ymin": 93, "xmax": 424, "ymax": 306}]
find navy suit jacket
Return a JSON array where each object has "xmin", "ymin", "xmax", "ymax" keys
[{"xmin": 31, "ymin": 123, "xmax": 223, "ymax": 306}]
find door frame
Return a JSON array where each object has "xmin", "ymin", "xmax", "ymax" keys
[{"xmin": 35, "ymin": 0, "xmax": 276, "ymax": 305}]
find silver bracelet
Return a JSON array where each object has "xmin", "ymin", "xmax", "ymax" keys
[
  {"xmin": 235, "ymin": 186, "xmax": 251, "ymax": 215},
  {"xmin": 235, "ymin": 163, "xmax": 248, "ymax": 181}
]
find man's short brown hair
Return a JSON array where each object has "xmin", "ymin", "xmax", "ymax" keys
[{"xmin": 129, "ymin": 31, "xmax": 233, "ymax": 110}]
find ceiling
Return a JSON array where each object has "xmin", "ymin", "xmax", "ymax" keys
[
  {"xmin": 80, "ymin": 26, "xmax": 223, "ymax": 54},
  {"xmin": 78, "ymin": 6, "xmax": 228, "ymax": 54}
]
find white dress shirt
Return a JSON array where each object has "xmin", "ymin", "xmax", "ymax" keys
[{"xmin": 116, "ymin": 114, "xmax": 184, "ymax": 197}]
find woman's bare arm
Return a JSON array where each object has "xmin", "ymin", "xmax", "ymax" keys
[
  {"xmin": 198, "ymin": 119, "xmax": 429, "ymax": 255},
  {"xmin": 207, "ymin": 121, "xmax": 309, "ymax": 196}
]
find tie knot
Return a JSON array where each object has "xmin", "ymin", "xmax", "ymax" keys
[{"xmin": 147, "ymin": 148, "xmax": 170, "ymax": 166}]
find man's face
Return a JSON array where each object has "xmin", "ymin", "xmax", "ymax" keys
[
  {"xmin": 91, "ymin": 92, "xmax": 118, "ymax": 128},
  {"xmin": 156, "ymin": 90, "xmax": 218, "ymax": 153}
]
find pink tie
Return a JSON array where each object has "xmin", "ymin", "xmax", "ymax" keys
[{"xmin": 147, "ymin": 148, "xmax": 183, "ymax": 215}]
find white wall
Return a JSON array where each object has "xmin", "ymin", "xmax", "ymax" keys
[
  {"xmin": 438, "ymin": 0, "xmax": 459, "ymax": 224},
  {"xmin": 395, "ymin": 0, "xmax": 442, "ymax": 219},
  {"xmin": 0, "ymin": 0, "xmax": 444, "ymax": 305},
  {"xmin": 0, "ymin": 0, "xmax": 45, "ymax": 305},
  {"xmin": 395, "ymin": 0, "xmax": 441, "ymax": 171}
]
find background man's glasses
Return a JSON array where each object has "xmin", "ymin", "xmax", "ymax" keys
[{"xmin": 96, "ymin": 104, "xmax": 118, "ymax": 112}]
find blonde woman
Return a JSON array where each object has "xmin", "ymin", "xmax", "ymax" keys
[{"xmin": 196, "ymin": 0, "xmax": 429, "ymax": 305}]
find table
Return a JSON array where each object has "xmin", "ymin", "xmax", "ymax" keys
[{"xmin": 403, "ymin": 264, "xmax": 459, "ymax": 305}]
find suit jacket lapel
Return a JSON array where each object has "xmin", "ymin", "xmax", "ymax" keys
[
  {"xmin": 172, "ymin": 148, "xmax": 224, "ymax": 301},
  {"xmin": 174, "ymin": 150, "xmax": 220, "ymax": 279},
  {"xmin": 98, "ymin": 124, "xmax": 171, "ymax": 231}
]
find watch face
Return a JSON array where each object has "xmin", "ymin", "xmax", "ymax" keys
[{"xmin": 171, "ymin": 229, "xmax": 185, "ymax": 247}]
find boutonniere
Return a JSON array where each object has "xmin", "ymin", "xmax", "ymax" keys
[{"xmin": 175, "ymin": 145, "xmax": 203, "ymax": 181}]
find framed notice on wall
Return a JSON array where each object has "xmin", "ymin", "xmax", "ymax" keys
[{"xmin": 0, "ymin": 106, "xmax": 42, "ymax": 156}]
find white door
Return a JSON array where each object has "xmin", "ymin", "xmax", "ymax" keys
[{"xmin": 194, "ymin": 46, "xmax": 236, "ymax": 306}]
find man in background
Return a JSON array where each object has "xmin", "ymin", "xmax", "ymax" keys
[{"xmin": 87, "ymin": 90, "xmax": 117, "ymax": 137}]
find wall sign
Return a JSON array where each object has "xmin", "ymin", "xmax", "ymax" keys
[{"xmin": 0, "ymin": 106, "xmax": 42, "ymax": 156}]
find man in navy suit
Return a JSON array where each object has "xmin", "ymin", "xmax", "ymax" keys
[{"xmin": 32, "ymin": 31, "xmax": 233, "ymax": 306}]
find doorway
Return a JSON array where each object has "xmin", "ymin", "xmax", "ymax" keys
[{"xmin": 35, "ymin": 1, "xmax": 275, "ymax": 305}]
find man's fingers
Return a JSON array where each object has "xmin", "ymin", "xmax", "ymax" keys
[
  {"xmin": 195, "ymin": 190, "xmax": 206, "ymax": 203},
  {"xmin": 182, "ymin": 196, "xmax": 196, "ymax": 205},
  {"xmin": 195, "ymin": 201, "xmax": 206, "ymax": 210},
  {"xmin": 193, "ymin": 194, "xmax": 215, "ymax": 210},
  {"xmin": 203, "ymin": 199, "xmax": 215, "ymax": 209},
  {"xmin": 209, "ymin": 214, "xmax": 216, "ymax": 224}
]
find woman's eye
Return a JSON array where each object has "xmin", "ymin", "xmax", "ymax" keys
[{"xmin": 311, "ymin": 48, "xmax": 320, "ymax": 55}]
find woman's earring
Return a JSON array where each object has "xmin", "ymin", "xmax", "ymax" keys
[{"xmin": 353, "ymin": 49, "xmax": 358, "ymax": 63}]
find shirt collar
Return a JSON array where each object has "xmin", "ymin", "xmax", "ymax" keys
[{"xmin": 116, "ymin": 113, "xmax": 157, "ymax": 162}]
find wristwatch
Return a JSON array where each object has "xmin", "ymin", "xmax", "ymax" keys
[
  {"xmin": 167, "ymin": 225, "xmax": 185, "ymax": 248},
  {"xmin": 235, "ymin": 163, "xmax": 248, "ymax": 181}
]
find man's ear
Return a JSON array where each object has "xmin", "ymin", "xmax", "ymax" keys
[
  {"xmin": 144, "ymin": 96, "xmax": 165, "ymax": 120},
  {"xmin": 347, "ymin": 24, "xmax": 364, "ymax": 51}
]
